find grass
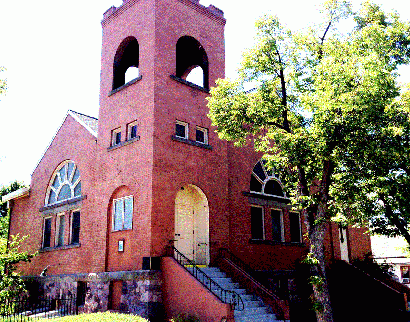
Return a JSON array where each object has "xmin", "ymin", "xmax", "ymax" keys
[{"xmin": 36, "ymin": 312, "xmax": 149, "ymax": 322}]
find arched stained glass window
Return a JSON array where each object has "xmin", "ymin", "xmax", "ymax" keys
[
  {"xmin": 46, "ymin": 161, "xmax": 81, "ymax": 205},
  {"xmin": 250, "ymin": 160, "xmax": 285, "ymax": 198}
]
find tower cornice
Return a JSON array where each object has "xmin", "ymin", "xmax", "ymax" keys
[{"xmin": 101, "ymin": 0, "xmax": 225, "ymax": 27}]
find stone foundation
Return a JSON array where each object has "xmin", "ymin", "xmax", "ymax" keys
[{"xmin": 23, "ymin": 270, "xmax": 163, "ymax": 321}]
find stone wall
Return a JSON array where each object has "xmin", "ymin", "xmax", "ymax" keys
[{"xmin": 23, "ymin": 270, "xmax": 163, "ymax": 320}]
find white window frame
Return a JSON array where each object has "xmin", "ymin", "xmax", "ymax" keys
[
  {"xmin": 42, "ymin": 216, "xmax": 53, "ymax": 249},
  {"xmin": 271, "ymin": 208, "xmax": 284, "ymax": 242},
  {"xmin": 251, "ymin": 205, "xmax": 265, "ymax": 240},
  {"xmin": 112, "ymin": 196, "xmax": 134, "ymax": 231},
  {"xmin": 70, "ymin": 209, "xmax": 81, "ymax": 245},
  {"xmin": 289, "ymin": 211, "xmax": 302, "ymax": 243},
  {"xmin": 195, "ymin": 126, "xmax": 208, "ymax": 144},
  {"xmin": 127, "ymin": 121, "xmax": 138, "ymax": 141},
  {"xmin": 55, "ymin": 213, "xmax": 66, "ymax": 247},
  {"xmin": 175, "ymin": 120, "xmax": 189, "ymax": 139},
  {"xmin": 111, "ymin": 127, "xmax": 122, "ymax": 146}
]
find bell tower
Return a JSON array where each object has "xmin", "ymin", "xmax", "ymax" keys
[{"xmin": 98, "ymin": 0, "xmax": 226, "ymax": 269}]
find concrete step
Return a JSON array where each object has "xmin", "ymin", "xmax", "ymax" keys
[
  {"xmin": 234, "ymin": 313, "xmax": 281, "ymax": 322},
  {"xmin": 235, "ymin": 306, "xmax": 269, "ymax": 316}
]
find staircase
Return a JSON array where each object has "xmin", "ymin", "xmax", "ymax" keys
[{"xmin": 188, "ymin": 266, "xmax": 288, "ymax": 322}]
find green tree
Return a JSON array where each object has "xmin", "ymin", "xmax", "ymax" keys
[
  {"xmin": 332, "ymin": 87, "xmax": 410, "ymax": 245},
  {"xmin": 207, "ymin": 1, "xmax": 410, "ymax": 321},
  {"xmin": 1, "ymin": 181, "xmax": 25, "ymax": 239},
  {"xmin": 0, "ymin": 235, "xmax": 36, "ymax": 301}
]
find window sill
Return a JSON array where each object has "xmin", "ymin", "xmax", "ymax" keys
[
  {"xmin": 170, "ymin": 75, "xmax": 209, "ymax": 93},
  {"xmin": 111, "ymin": 228, "xmax": 132, "ymax": 233},
  {"xmin": 109, "ymin": 75, "xmax": 143, "ymax": 96},
  {"xmin": 243, "ymin": 191, "xmax": 291, "ymax": 205},
  {"xmin": 107, "ymin": 136, "xmax": 140, "ymax": 151},
  {"xmin": 171, "ymin": 135, "xmax": 212, "ymax": 150},
  {"xmin": 40, "ymin": 243, "xmax": 81, "ymax": 253},
  {"xmin": 249, "ymin": 239, "xmax": 305, "ymax": 247},
  {"xmin": 39, "ymin": 195, "xmax": 87, "ymax": 212}
]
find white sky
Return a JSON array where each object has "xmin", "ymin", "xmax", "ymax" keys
[{"xmin": 1, "ymin": 0, "xmax": 410, "ymax": 187}]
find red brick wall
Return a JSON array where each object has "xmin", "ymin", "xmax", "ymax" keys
[
  {"xmin": 161, "ymin": 257, "xmax": 233, "ymax": 322},
  {"xmin": 10, "ymin": 114, "xmax": 102, "ymax": 275},
  {"xmin": 150, "ymin": 0, "xmax": 227, "ymax": 259}
]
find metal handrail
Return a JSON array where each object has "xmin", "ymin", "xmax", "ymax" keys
[
  {"xmin": 219, "ymin": 248, "xmax": 256, "ymax": 278},
  {"xmin": 171, "ymin": 246, "xmax": 244, "ymax": 311}
]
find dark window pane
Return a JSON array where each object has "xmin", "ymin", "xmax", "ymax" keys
[
  {"xmin": 290, "ymin": 212, "xmax": 301, "ymax": 242},
  {"xmin": 271, "ymin": 209, "xmax": 282, "ymax": 242},
  {"xmin": 175, "ymin": 123, "xmax": 186, "ymax": 138},
  {"xmin": 115, "ymin": 132, "xmax": 121, "ymax": 145},
  {"xmin": 57, "ymin": 184, "xmax": 72, "ymax": 201},
  {"xmin": 253, "ymin": 161, "xmax": 266, "ymax": 181},
  {"xmin": 130, "ymin": 125, "xmax": 137, "ymax": 138},
  {"xmin": 196, "ymin": 129, "xmax": 205, "ymax": 143},
  {"xmin": 250, "ymin": 174, "xmax": 263, "ymax": 192},
  {"xmin": 71, "ymin": 211, "xmax": 80, "ymax": 244},
  {"xmin": 251, "ymin": 206, "xmax": 264, "ymax": 240},
  {"xmin": 264, "ymin": 179, "xmax": 284, "ymax": 196},
  {"xmin": 57, "ymin": 215, "xmax": 65, "ymax": 246},
  {"xmin": 43, "ymin": 218, "xmax": 52, "ymax": 248}
]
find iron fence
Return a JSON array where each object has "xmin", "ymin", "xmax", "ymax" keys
[{"xmin": 0, "ymin": 294, "xmax": 77, "ymax": 321}]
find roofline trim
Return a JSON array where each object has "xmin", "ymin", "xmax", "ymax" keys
[
  {"xmin": 1, "ymin": 187, "xmax": 30, "ymax": 203},
  {"xmin": 31, "ymin": 110, "xmax": 97, "ymax": 177},
  {"xmin": 68, "ymin": 110, "xmax": 98, "ymax": 138}
]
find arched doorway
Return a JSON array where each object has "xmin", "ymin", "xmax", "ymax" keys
[{"xmin": 174, "ymin": 184, "xmax": 209, "ymax": 265}]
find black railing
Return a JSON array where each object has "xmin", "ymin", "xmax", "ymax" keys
[
  {"xmin": 170, "ymin": 246, "xmax": 244, "ymax": 311},
  {"xmin": 0, "ymin": 295, "xmax": 78, "ymax": 321},
  {"xmin": 218, "ymin": 248, "xmax": 256, "ymax": 277}
]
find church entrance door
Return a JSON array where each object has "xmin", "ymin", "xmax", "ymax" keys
[{"xmin": 175, "ymin": 184, "xmax": 209, "ymax": 265}]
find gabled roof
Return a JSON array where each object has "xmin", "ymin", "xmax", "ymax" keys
[
  {"xmin": 31, "ymin": 110, "xmax": 99, "ymax": 180},
  {"xmin": 68, "ymin": 110, "xmax": 98, "ymax": 137}
]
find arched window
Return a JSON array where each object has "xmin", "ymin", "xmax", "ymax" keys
[
  {"xmin": 176, "ymin": 36, "xmax": 209, "ymax": 89},
  {"xmin": 250, "ymin": 160, "xmax": 285, "ymax": 197},
  {"xmin": 45, "ymin": 161, "xmax": 81, "ymax": 205},
  {"xmin": 113, "ymin": 36, "xmax": 139, "ymax": 90}
]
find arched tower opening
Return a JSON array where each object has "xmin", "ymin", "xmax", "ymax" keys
[
  {"xmin": 112, "ymin": 36, "xmax": 140, "ymax": 90},
  {"xmin": 176, "ymin": 36, "xmax": 209, "ymax": 89}
]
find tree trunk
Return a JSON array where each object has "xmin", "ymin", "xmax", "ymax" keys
[{"xmin": 309, "ymin": 202, "xmax": 334, "ymax": 322}]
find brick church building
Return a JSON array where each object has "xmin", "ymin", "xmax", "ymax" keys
[{"xmin": 3, "ymin": 0, "xmax": 373, "ymax": 320}]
